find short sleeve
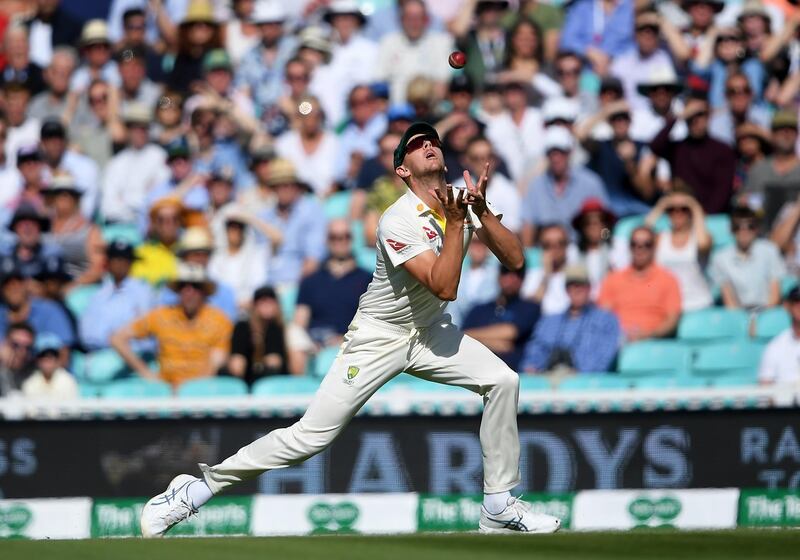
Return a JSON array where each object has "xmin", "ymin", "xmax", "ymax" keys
[
  {"xmin": 758, "ymin": 339, "xmax": 780, "ymax": 383},
  {"xmin": 128, "ymin": 310, "xmax": 155, "ymax": 339},
  {"xmin": 764, "ymin": 242, "xmax": 787, "ymax": 280},
  {"xmin": 378, "ymin": 213, "xmax": 431, "ymax": 267},
  {"xmin": 210, "ymin": 314, "xmax": 234, "ymax": 353}
]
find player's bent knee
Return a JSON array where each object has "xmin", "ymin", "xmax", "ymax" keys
[{"xmin": 490, "ymin": 367, "xmax": 519, "ymax": 392}]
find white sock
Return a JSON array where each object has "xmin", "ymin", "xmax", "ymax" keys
[
  {"xmin": 186, "ymin": 479, "xmax": 214, "ymax": 509},
  {"xmin": 483, "ymin": 491, "xmax": 511, "ymax": 514}
]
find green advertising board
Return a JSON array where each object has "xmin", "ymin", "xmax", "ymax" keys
[
  {"xmin": 91, "ymin": 497, "xmax": 252, "ymax": 537},
  {"xmin": 738, "ymin": 490, "xmax": 800, "ymax": 527},
  {"xmin": 417, "ymin": 494, "xmax": 573, "ymax": 532}
]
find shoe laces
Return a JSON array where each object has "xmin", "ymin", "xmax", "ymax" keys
[
  {"xmin": 507, "ymin": 496, "xmax": 533, "ymax": 515},
  {"xmin": 161, "ymin": 496, "xmax": 198, "ymax": 528}
]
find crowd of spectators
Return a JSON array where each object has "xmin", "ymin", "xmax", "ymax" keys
[{"xmin": 1, "ymin": 0, "xmax": 800, "ymax": 398}]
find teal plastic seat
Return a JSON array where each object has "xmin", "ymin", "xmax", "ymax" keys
[
  {"xmin": 711, "ymin": 373, "xmax": 758, "ymax": 387},
  {"xmin": 324, "ymin": 191, "xmax": 353, "ymax": 219},
  {"xmin": 311, "ymin": 345, "xmax": 340, "ymax": 378},
  {"xmin": 100, "ymin": 378, "xmax": 172, "ymax": 399},
  {"xmin": 277, "ymin": 285, "xmax": 298, "ymax": 321},
  {"xmin": 781, "ymin": 276, "xmax": 798, "ymax": 297},
  {"xmin": 558, "ymin": 374, "xmax": 629, "ymax": 391},
  {"xmin": 754, "ymin": 307, "xmax": 790, "ymax": 340},
  {"xmin": 677, "ymin": 307, "xmax": 749, "ymax": 343},
  {"xmin": 706, "ymin": 214, "xmax": 733, "ymax": 249},
  {"xmin": 633, "ymin": 376, "xmax": 708, "ymax": 390},
  {"xmin": 78, "ymin": 382, "xmax": 101, "ymax": 398},
  {"xmin": 525, "ymin": 247, "xmax": 542, "ymax": 269},
  {"xmin": 177, "ymin": 377, "xmax": 248, "ymax": 397},
  {"xmin": 65, "ymin": 284, "xmax": 101, "ymax": 318},
  {"xmin": 84, "ymin": 348, "xmax": 127, "ymax": 383},
  {"xmin": 518, "ymin": 375, "xmax": 551, "ymax": 391},
  {"xmin": 692, "ymin": 341, "xmax": 765, "ymax": 378},
  {"xmin": 101, "ymin": 222, "xmax": 143, "ymax": 246},
  {"xmin": 618, "ymin": 340, "xmax": 692, "ymax": 377},
  {"xmin": 612, "ymin": 214, "xmax": 669, "ymax": 241},
  {"xmin": 251, "ymin": 375, "xmax": 321, "ymax": 396}
]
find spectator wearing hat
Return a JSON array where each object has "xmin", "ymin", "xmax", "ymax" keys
[
  {"xmin": 521, "ymin": 264, "xmax": 621, "ymax": 374},
  {"xmin": 112, "ymin": 262, "xmax": 233, "ymax": 387},
  {"xmin": 20, "ymin": 0, "xmax": 82, "ymax": 68},
  {"xmin": 650, "ymin": 98, "xmax": 737, "ymax": 214},
  {"xmin": 296, "ymin": 27, "xmax": 345, "ymax": 127},
  {"xmin": 571, "ymin": 198, "xmax": 617, "ymax": 292},
  {"xmin": 709, "ymin": 72, "xmax": 772, "ymax": 146},
  {"xmin": 116, "ymin": 46, "xmax": 162, "ymax": 113},
  {"xmin": 228, "ymin": 285, "xmax": 292, "ymax": 384},
  {"xmin": 276, "ymin": 95, "xmax": 339, "ymax": 197},
  {"xmin": 39, "ymin": 119, "xmax": 101, "ymax": 219},
  {"xmin": 712, "ymin": 206, "xmax": 784, "ymax": 309},
  {"xmin": 577, "ymin": 100, "xmax": 659, "ymax": 217},
  {"xmin": 0, "ymin": 321, "xmax": 36, "ymax": 396},
  {"xmin": 450, "ymin": 0, "xmax": 511, "ymax": 91},
  {"xmin": 629, "ymin": 66, "xmax": 685, "ymax": 143},
  {"xmin": 735, "ymin": 1, "xmax": 775, "ymax": 57},
  {"xmin": 43, "ymin": 175, "xmax": 104, "ymax": 286},
  {"xmin": 521, "ymin": 223, "xmax": 575, "ymax": 315},
  {"xmin": 237, "ymin": 146, "xmax": 277, "ymax": 215},
  {"xmin": 166, "ymin": 0, "xmax": 223, "ymax": 94},
  {"xmin": 209, "ymin": 206, "xmax": 271, "ymax": 310},
  {"xmin": 560, "ymin": 0, "xmax": 635, "ymax": 75},
  {"xmin": 289, "ymin": 219, "xmax": 372, "ymax": 373},
  {"xmin": 80, "ymin": 239, "xmax": 154, "ymax": 353},
  {"xmin": 744, "ymin": 110, "xmax": 800, "ymax": 195},
  {"xmin": 540, "ymin": 97, "xmax": 590, "ymax": 169},
  {"xmin": 485, "ymin": 80, "xmax": 546, "ymax": 184},
  {"xmin": 681, "ymin": 0, "xmax": 726, "ymax": 55},
  {"xmin": 759, "ymin": 286, "xmax": 800, "ymax": 386},
  {"xmin": 5, "ymin": 146, "xmax": 46, "ymax": 221},
  {"xmin": 521, "ymin": 126, "xmax": 608, "ymax": 246},
  {"xmin": 336, "ymin": 85, "xmax": 387, "ymax": 187},
  {"xmin": 598, "ymin": 226, "xmax": 682, "ymax": 341},
  {"xmin": 463, "ymin": 261, "xmax": 540, "ymax": 371},
  {"xmin": 20, "ymin": 332, "xmax": 78, "ymax": 399},
  {"xmin": 0, "ymin": 260, "xmax": 75, "ymax": 361},
  {"xmin": 0, "ymin": 25, "xmax": 45, "ymax": 96},
  {"xmin": 131, "ymin": 196, "xmax": 184, "ymax": 286},
  {"xmin": 733, "ymin": 122, "xmax": 771, "ymax": 191},
  {"xmin": 259, "ymin": 159, "xmax": 327, "ymax": 286},
  {"xmin": 112, "ymin": 7, "xmax": 167, "ymax": 83},
  {"xmin": 70, "ymin": 20, "xmax": 120, "ymax": 92},
  {"xmin": 4, "ymin": 82, "xmax": 41, "ymax": 169},
  {"xmin": 646, "ymin": 192, "xmax": 714, "ymax": 311},
  {"xmin": 0, "ymin": 203, "xmax": 62, "ymax": 280},
  {"xmin": 34, "ymin": 255, "xmax": 78, "ymax": 346},
  {"xmin": 236, "ymin": 1, "xmax": 298, "ymax": 111},
  {"xmin": 157, "ymin": 226, "xmax": 238, "ymax": 321},
  {"xmin": 28, "ymin": 46, "xmax": 77, "ymax": 122},
  {"xmin": 610, "ymin": 11, "xmax": 679, "ymax": 111},
  {"xmin": 375, "ymin": 0, "xmax": 454, "ymax": 104},
  {"xmin": 100, "ymin": 103, "xmax": 169, "ymax": 224},
  {"xmin": 185, "ymin": 49, "xmax": 256, "ymax": 123}
]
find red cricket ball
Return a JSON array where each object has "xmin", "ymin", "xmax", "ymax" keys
[{"xmin": 448, "ymin": 51, "xmax": 467, "ymax": 69}]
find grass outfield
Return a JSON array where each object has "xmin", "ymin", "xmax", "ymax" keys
[{"xmin": 3, "ymin": 531, "xmax": 800, "ymax": 560}]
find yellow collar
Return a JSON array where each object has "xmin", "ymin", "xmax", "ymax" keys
[{"xmin": 407, "ymin": 188, "xmax": 446, "ymax": 230}]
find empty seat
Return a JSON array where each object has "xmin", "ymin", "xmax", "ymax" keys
[
  {"xmin": 632, "ymin": 376, "xmax": 708, "ymax": 390},
  {"xmin": 618, "ymin": 340, "xmax": 692, "ymax": 377},
  {"xmin": 613, "ymin": 214, "xmax": 669, "ymax": 241},
  {"xmin": 101, "ymin": 222, "xmax": 143, "ymax": 246},
  {"xmin": 65, "ymin": 284, "xmax": 101, "ymax": 318},
  {"xmin": 525, "ymin": 247, "xmax": 542, "ymax": 269},
  {"xmin": 177, "ymin": 377, "xmax": 248, "ymax": 397},
  {"xmin": 692, "ymin": 341, "xmax": 765, "ymax": 378},
  {"xmin": 677, "ymin": 307, "xmax": 749, "ymax": 343},
  {"xmin": 311, "ymin": 345, "xmax": 340, "ymax": 378},
  {"xmin": 754, "ymin": 308, "xmax": 790, "ymax": 340},
  {"xmin": 323, "ymin": 190, "xmax": 353, "ymax": 219},
  {"xmin": 83, "ymin": 348, "xmax": 127, "ymax": 383},
  {"xmin": 519, "ymin": 375, "xmax": 552, "ymax": 391},
  {"xmin": 705, "ymin": 214, "xmax": 733, "ymax": 249},
  {"xmin": 277, "ymin": 285, "xmax": 298, "ymax": 322},
  {"xmin": 100, "ymin": 378, "xmax": 172, "ymax": 399},
  {"xmin": 558, "ymin": 374, "xmax": 629, "ymax": 391},
  {"xmin": 710, "ymin": 373, "xmax": 758, "ymax": 388},
  {"xmin": 251, "ymin": 375, "xmax": 321, "ymax": 396}
]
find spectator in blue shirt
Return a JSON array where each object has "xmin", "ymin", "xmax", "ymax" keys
[
  {"xmin": 79, "ymin": 240, "xmax": 155, "ymax": 352},
  {"xmin": 463, "ymin": 263, "xmax": 541, "ymax": 371},
  {"xmin": 289, "ymin": 219, "xmax": 372, "ymax": 373},
  {"xmin": 336, "ymin": 85, "xmax": 388, "ymax": 187},
  {"xmin": 560, "ymin": 0, "xmax": 635, "ymax": 74},
  {"xmin": 259, "ymin": 159, "xmax": 327, "ymax": 286},
  {"xmin": 521, "ymin": 264, "xmax": 621, "ymax": 373},
  {"xmin": 0, "ymin": 261, "xmax": 75, "ymax": 363},
  {"xmin": 0, "ymin": 203, "xmax": 63, "ymax": 281}
]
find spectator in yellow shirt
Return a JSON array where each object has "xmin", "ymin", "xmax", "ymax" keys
[
  {"xmin": 111, "ymin": 263, "xmax": 233, "ymax": 387},
  {"xmin": 131, "ymin": 196, "xmax": 185, "ymax": 287}
]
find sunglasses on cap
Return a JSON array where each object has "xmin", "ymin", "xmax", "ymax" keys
[{"xmin": 405, "ymin": 134, "xmax": 442, "ymax": 155}]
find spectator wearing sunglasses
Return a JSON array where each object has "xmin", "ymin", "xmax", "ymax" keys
[
  {"xmin": 288, "ymin": 219, "xmax": 372, "ymax": 375},
  {"xmin": 0, "ymin": 321, "xmax": 35, "ymax": 395},
  {"xmin": 112, "ymin": 262, "xmax": 233, "ymax": 387},
  {"xmin": 598, "ymin": 225, "xmax": 681, "ymax": 341},
  {"xmin": 710, "ymin": 206, "xmax": 784, "ymax": 310},
  {"xmin": 20, "ymin": 332, "xmax": 78, "ymax": 399},
  {"xmin": 708, "ymin": 73, "xmax": 771, "ymax": 147},
  {"xmin": 645, "ymin": 192, "xmax": 713, "ymax": 311}
]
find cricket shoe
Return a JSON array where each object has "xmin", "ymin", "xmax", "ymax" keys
[
  {"xmin": 140, "ymin": 474, "xmax": 200, "ymax": 538},
  {"xmin": 479, "ymin": 496, "xmax": 561, "ymax": 534}
]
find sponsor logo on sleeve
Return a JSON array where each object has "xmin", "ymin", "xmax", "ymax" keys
[
  {"xmin": 386, "ymin": 239, "xmax": 408, "ymax": 252},
  {"xmin": 422, "ymin": 226, "xmax": 438, "ymax": 241}
]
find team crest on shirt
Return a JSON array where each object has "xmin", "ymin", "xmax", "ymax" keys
[
  {"xmin": 422, "ymin": 226, "xmax": 438, "ymax": 241},
  {"xmin": 386, "ymin": 239, "xmax": 408, "ymax": 252},
  {"xmin": 344, "ymin": 366, "xmax": 360, "ymax": 386}
]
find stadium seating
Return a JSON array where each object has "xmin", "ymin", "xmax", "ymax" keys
[
  {"xmin": 65, "ymin": 284, "xmax": 101, "ymax": 319},
  {"xmin": 251, "ymin": 375, "xmax": 322, "ymax": 396},
  {"xmin": 617, "ymin": 340, "xmax": 693, "ymax": 377},
  {"xmin": 277, "ymin": 284, "xmax": 298, "ymax": 321},
  {"xmin": 176, "ymin": 377, "xmax": 249, "ymax": 398},
  {"xmin": 101, "ymin": 222, "xmax": 143, "ymax": 246},
  {"xmin": 710, "ymin": 374, "xmax": 759, "ymax": 388},
  {"xmin": 518, "ymin": 375, "xmax": 552, "ymax": 391},
  {"xmin": 100, "ymin": 378, "xmax": 172, "ymax": 399},
  {"xmin": 705, "ymin": 214, "xmax": 734, "ymax": 249},
  {"xmin": 612, "ymin": 214, "xmax": 669, "ymax": 240},
  {"xmin": 677, "ymin": 307, "xmax": 749, "ymax": 343},
  {"xmin": 558, "ymin": 374, "xmax": 629, "ymax": 391},
  {"xmin": 323, "ymin": 190, "xmax": 353, "ymax": 219},
  {"xmin": 632, "ymin": 376, "xmax": 708, "ymax": 390},
  {"xmin": 524, "ymin": 247, "xmax": 542, "ymax": 269},
  {"xmin": 691, "ymin": 341, "xmax": 765, "ymax": 379},
  {"xmin": 311, "ymin": 345, "xmax": 340, "ymax": 378},
  {"xmin": 754, "ymin": 307, "xmax": 790, "ymax": 340},
  {"xmin": 83, "ymin": 349, "xmax": 127, "ymax": 384}
]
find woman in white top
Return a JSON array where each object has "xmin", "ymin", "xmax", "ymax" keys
[
  {"xmin": 571, "ymin": 198, "xmax": 618, "ymax": 296},
  {"xmin": 646, "ymin": 191, "xmax": 714, "ymax": 311},
  {"xmin": 224, "ymin": 0, "xmax": 260, "ymax": 64}
]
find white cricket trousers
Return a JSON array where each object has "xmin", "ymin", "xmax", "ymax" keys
[{"xmin": 200, "ymin": 311, "xmax": 522, "ymax": 494}]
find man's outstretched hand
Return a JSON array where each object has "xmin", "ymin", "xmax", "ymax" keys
[
  {"xmin": 464, "ymin": 162, "xmax": 489, "ymax": 217},
  {"xmin": 430, "ymin": 182, "xmax": 468, "ymax": 223}
]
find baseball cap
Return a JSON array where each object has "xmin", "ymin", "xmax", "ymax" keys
[
  {"xmin": 34, "ymin": 332, "xmax": 63, "ymax": 356},
  {"xmin": 165, "ymin": 138, "xmax": 191, "ymax": 161},
  {"xmin": 203, "ymin": 49, "xmax": 232, "ymax": 73},
  {"xmin": 393, "ymin": 121, "xmax": 440, "ymax": 169},
  {"xmin": 771, "ymin": 110, "xmax": 797, "ymax": 131},
  {"xmin": 41, "ymin": 119, "xmax": 67, "ymax": 139},
  {"xmin": 543, "ymin": 126, "xmax": 575, "ymax": 153},
  {"xmin": 34, "ymin": 255, "xmax": 72, "ymax": 282},
  {"xmin": 564, "ymin": 264, "xmax": 590, "ymax": 285},
  {"xmin": 253, "ymin": 285, "xmax": 278, "ymax": 302},
  {"xmin": 106, "ymin": 239, "xmax": 137, "ymax": 260},
  {"xmin": 543, "ymin": 97, "xmax": 579, "ymax": 124},
  {"xmin": 599, "ymin": 76, "xmax": 624, "ymax": 96},
  {"xmin": 17, "ymin": 145, "xmax": 41, "ymax": 164},
  {"xmin": 387, "ymin": 103, "xmax": 415, "ymax": 123}
]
